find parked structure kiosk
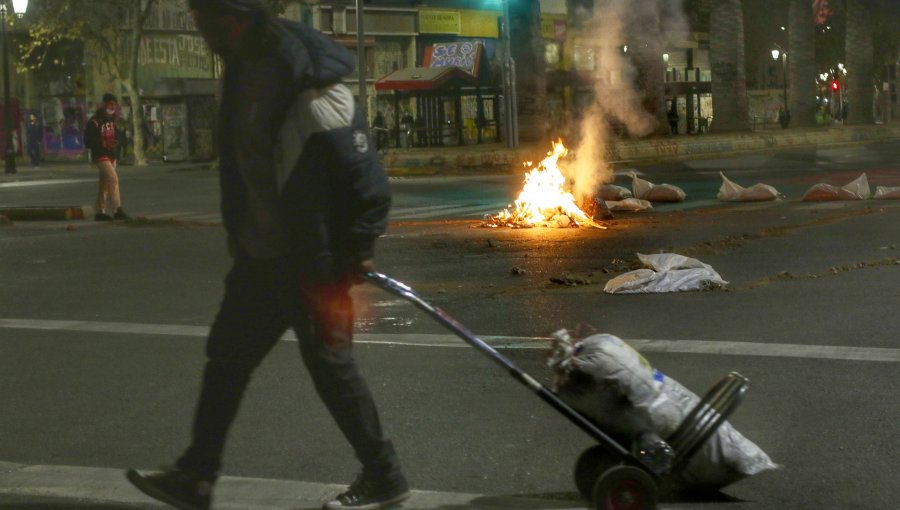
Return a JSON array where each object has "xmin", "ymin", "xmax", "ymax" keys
[{"xmin": 374, "ymin": 41, "xmax": 501, "ymax": 148}]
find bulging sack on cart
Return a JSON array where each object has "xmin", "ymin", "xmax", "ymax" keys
[{"xmin": 547, "ymin": 331, "xmax": 778, "ymax": 489}]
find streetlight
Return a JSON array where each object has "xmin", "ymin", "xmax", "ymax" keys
[
  {"xmin": 2, "ymin": 0, "xmax": 28, "ymax": 175},
  {"xmin": 771, "ymin": 43, "xmax": 788, "ymax": 128}
]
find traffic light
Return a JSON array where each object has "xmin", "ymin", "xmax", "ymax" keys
[{"xmin": 831, "ymin": 80, "xmax": 839, "ymax": 91}]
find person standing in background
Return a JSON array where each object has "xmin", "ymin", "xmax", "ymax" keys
[{"xmin": 84, "ymin": 93, "xmax": 129, "ymax": 221}]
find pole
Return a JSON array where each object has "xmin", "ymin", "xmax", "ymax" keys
[
  {"xmin": 2, "ymin": 4, "xmax": 16, "ymax": 174},
  {"xmin": 782, "ymin": 53, "xmax": 789, "ymax": 128},
  {"xmin": 501, "ymin": 0, "xmax": 517, "ymax": 148},
  {"xmin": 355, "ymin": 0, "xmax": 367, "ymax": 124}
]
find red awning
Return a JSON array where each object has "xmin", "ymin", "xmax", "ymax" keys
[{"xmin": 374, "ymin": 67, "xmax": 477, "ymax": 92}]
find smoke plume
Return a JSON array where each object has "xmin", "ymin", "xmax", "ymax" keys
[{"xmin": 567, "ymin": 0, "xmax": 689, "ymax": 199}]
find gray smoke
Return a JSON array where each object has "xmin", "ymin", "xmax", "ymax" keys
[{"xmin": 568, "ymin": 0, "xmax": 689, "ymax": 199}]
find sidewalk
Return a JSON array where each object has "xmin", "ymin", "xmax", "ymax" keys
[{"xmin": 380, "ymin": 124, "xmax": 900, "ymax": 176}]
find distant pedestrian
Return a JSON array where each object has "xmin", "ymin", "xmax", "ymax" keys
[
  {"xmin": 667, "ymin": 101, "xmax": 679, "ymax": 134},
  {"xmin": 84, "ymin": 93, "xmax": 129, "ymax": 221},
  {"xmin": 25, "ymin": 113, "xmax": 42, "ymax": 168},
  {"xmin": 124, "ymin": 1, "xmax": 407, "ymax": 510},
  {"xmin": 373, "ymin": 110, "xmax": 387, "ymax": 152},
  {"xmin": 777, "ymin": 106, "xmax": 790, "ymax": 128}
]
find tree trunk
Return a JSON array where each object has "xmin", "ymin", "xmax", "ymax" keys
[
  {"xmin": 510, "ymin": 0, "xmax": 547, "ymax": 142},
  {"xmin": 709, "ymin": 0, "xmax": 750, "ymax": 132},
  {"xmin": 844, "ymin": 0, "xmax": 874, "ymax": 124},
  {"xmin": 788, "ymin": 0, "xmax": 818, "ymax": 128},
  {"xmin": 127, "ymin": 0, "xmax": 152, "ymax": 166}
]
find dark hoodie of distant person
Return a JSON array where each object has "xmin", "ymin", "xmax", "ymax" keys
[{"xmin": 84, "ymin": 94, "xmax": 119, "ymax": 163}]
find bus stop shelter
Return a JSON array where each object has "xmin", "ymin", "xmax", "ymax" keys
[{"xmin": 375, "ymin": 66, "xmax": 501, "ymax": 147}]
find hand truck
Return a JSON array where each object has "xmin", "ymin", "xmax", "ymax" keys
[{"xmin": 364, "ymin": 272, "xmax": 749, "ymax": 510}]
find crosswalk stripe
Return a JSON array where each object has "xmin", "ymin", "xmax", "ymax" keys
[{"xmin": 1, "ymin": 317, "xmax": 898, "ymax": 363}]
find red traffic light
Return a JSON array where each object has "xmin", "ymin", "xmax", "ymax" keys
[{"xmin": 831, "ymin": 81, "xmax": 839, "ymax": 91}]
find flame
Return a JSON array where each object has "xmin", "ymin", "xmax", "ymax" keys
[{"xmin": 485, "ymin": 140, "xmax": 603, "ymax": 228}]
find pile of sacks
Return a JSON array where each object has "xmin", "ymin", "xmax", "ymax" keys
[
  {"xmin": 596, "ymin": 173, "xmax": 686, "ymax": 212},
  {"xmin": 596, "ymin": 171, "xmax": 900, "ymax": 207},
  {"xmin": 548, "ymin": 330, "xmax": 778, "ymax": 490}
]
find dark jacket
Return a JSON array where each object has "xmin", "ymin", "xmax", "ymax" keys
[
  {"xmin": 84, "ymin": 110, "xmax": 118, "ymax": 162},
  {"xmin": 218, "ymin": 20, "xmax": 390, "ymax": 284}
]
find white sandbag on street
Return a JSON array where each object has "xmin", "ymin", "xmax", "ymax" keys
[
  {"xmin": 717, "ymin": 172, "xmax": 781, "ymax": 202},
  {"xmin": 631, "ymin": 172, "xmax": 686, "ymax": 203},
  {"xmin": 548, "ymin": 331, "xmax": 779, "ymax": 490},
  {"xmin": 606, "ymin": 198, "xmax": 652, "ymax": 212},
  {"xmin": 802, "ymin": 173, "xmax": 870, "ymax": 201},
  {"xmin": 874, "ymin": 186, "xmax": 900, "ymax": 200},
  {"xmin": 604, "ymin": 253, "xmax": 727, "ymax": 294},
  {"xmin": 599, "ymin": 184, "xmax": 633, "ymax": 201}
]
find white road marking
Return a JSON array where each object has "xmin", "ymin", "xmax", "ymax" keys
[
  {"xmin": 391, "ymin": 202, "xmax": 509, "ymax": 220},
  {"xmin": 0, "ymin": 179, "xmax": 92, "ymax": 188},
  {"xmin": 0, "ymin": 462, "xmax": 585, "ymax": 510},
  {"xmin": 1, "ymin": 317, "xmax": 898, "ymax": 362}
]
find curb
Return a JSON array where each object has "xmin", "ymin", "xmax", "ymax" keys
[
  {"xmin": 0, "ymin": 206, "xmax": 92, "ymax": 222},
  {"xmin": 383, "ymin": 125, "xmax": 900, "ymax": 177}
]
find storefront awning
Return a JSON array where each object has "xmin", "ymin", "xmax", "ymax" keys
[{"xmin": 374, "ymin": 67, "xmax": 477, "ymax": 92}]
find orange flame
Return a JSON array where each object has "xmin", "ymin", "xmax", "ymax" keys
[{"xmin": 487, "ymin": 140, "xmax": 603, "ymax": 228}]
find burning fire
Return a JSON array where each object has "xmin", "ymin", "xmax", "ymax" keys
[{"xmin": 483, "ymin": 140, "xmax": 604, "ymax": 229}]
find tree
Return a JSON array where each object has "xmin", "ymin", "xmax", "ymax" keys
[
  {"xmin": 709, "ymin": 0, "xmax": 749, "ymax": 132},
  {"xmin": 22, "ymin": 0, "xmax": 158, "ymax": 165},
  {"xmin": 844, "ymin": 0, "xmax": 874, "ymax": 124},
  {"xmin": 21, "ymin": 0, "xmax": 287, "ymax": 166},
  {"xmin": 788, "ymin": 0, "xmax": 817, "ymax": 127},
  {"xmin": 509, "ymin": 0, "xmax": 547, "ymax": 142}
]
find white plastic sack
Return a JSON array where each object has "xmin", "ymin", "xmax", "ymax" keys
[
  {"xmin": 604, "ymin": 253, "xmax": 728, "ymax": 294},
  {"xmin": 548, "ymin": 331, "xmax": 778, "ymax": 490},
  {"xmin": 802, "ymin": 173, "xmax": 870, "ymax": 201},
  {"xmin": 606, "ymin": 198, "xmax": 652, "ymax": 212},
  {"xmin": 631, "ymin": 172, "xmax": 686, "ymax": 203},
  {"xmin": 599, "ymin": 184, "xmax": 633, "ymax": 201},
  {"xmin": 717, "ymin": 172, "xmax": 781, "ymax": 202},
  {"xmin": 874, "ymin": 186, "xmax": 900, "ymax": 200}
]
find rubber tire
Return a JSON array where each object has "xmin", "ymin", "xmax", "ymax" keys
[
  {"xmin": 574, "ymin": 445, "xmax": 619, "ymax": 500},
  {"xmin": 592, "ymin": 465, "xmax": 659, "ymax": 510}
]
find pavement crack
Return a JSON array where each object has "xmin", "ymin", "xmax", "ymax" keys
[
  {"xmin": 735, "ymin": 256, "xmax": 900, "ymax": 290},
  {"xmin": 678, "ymin": 206, "xmax": 881, "ymax": 257}
]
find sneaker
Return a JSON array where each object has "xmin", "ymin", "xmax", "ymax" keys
[
  {"xmin": 95, "ymin": 212, "xmax": 113, "ymax": 221},
  {"xmin": 323, "ymin": 472, "xmax": 411, "ymax": 510},
  {"xmin": 114, "ymin": 208, "xmax": 130, "ymax": 220},
  {"xmin": 125, "ymin": 468, "xmax": 215, "ymax": 510}
]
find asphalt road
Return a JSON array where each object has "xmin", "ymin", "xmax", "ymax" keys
[{"xmin": 1, "ymin": 141, "xmax": 899, "ymax": 509}]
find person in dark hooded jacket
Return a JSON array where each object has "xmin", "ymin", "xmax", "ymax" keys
[{"xmin": 125, "ymin": 2, "xmax": 406, "ymax": 510}]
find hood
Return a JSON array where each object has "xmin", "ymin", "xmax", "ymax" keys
[{"xmin": 274, "ymin": 19, "xmax": 355, "ymax": 88}]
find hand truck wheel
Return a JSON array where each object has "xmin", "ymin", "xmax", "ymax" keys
[
  {"xmin": 574, "ymin": 445, "xmax": 619, "ymax": 500},
  {"xmin": 592, "ymin": 465, "xmax": 659, "ymax": 510}
]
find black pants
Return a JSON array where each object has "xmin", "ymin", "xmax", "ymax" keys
[{"xmin": 176, "ymin": 256, "xmax": 400, "ymax": 479}]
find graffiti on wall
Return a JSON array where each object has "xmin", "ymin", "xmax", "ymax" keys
[
  {"xmin": 138, "ymin": 35, "xmax": 215, "ymax": 75},
  {"xmin": 40, "ymin": 98, "xmax": 86, "ymax": 159},
  {"xmin": 426, "ymin": 42, "xmax": 483, "ymax": 75}
]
